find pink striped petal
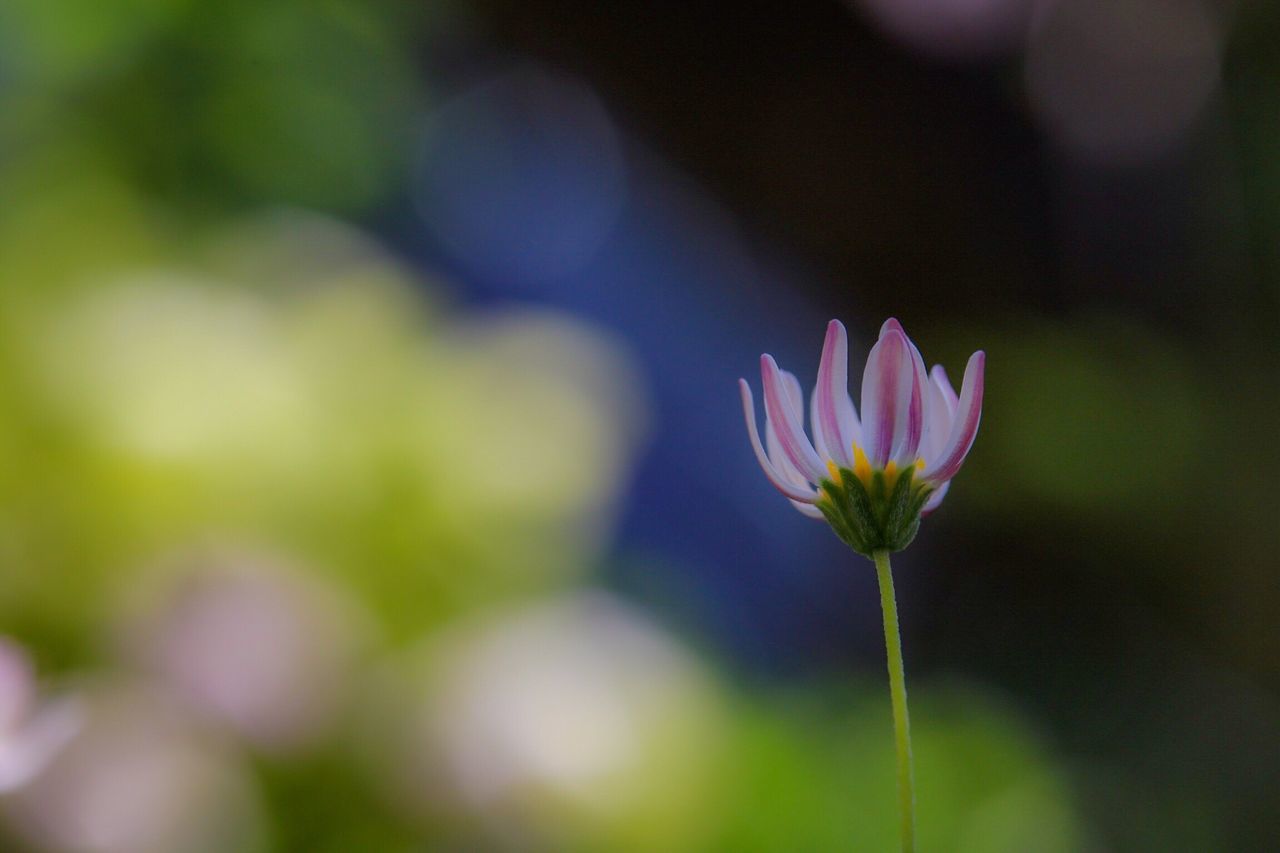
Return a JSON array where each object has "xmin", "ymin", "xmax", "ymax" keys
[
  {"xmin": 778, "ymin": 371, "xmax": 835, "ymax": 511},
  {"xmin": 778, "ymin": 371, "xmax": 829, "ymax": 502},
  {"xmin": 761, "ymin": 354, "xmax": 826, "ymax": 482},
  {"xmin": 771, "ymin": 423, "xmax": 826, "ymax": 520},
  {"xmin": 766, "ymin": 399, "xmax": 812, "ymax": 489},
  {"xmin": 740, "ymin": 380, "xmax": 819, "ymax": 503},
  {"xmin": 884, "ymin": 321, "xmax": 928, "ymax": 465},
  {"xmin": 812, "ymin": 320, "xmax": 858, "ymax": 468},
  {"xmin": 809, "ymin": 386, "xmax": 862, "ymax": 465},
  {"xmin": 921, "ymin": 351, "xmax": 985, "ymax": 484},
  {"xmin": 860, "ymin": 329, "xmax": 914, "ymax": 468}
]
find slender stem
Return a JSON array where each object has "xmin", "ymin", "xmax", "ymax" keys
[{"xmin": 873, "ymin": 548, "xmax": 915, "ymax": 853}]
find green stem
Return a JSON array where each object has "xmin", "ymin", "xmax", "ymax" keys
[{"xmin": 873, "ymin": 548, "xmax": 915, "ymax": 853}]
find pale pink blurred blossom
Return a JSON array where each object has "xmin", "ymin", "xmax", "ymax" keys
[
  {"xmin": 6, "ymin": 684, "xmax": 261, "ymax": 853},
  {"xmin": 853, "ymin": 0, "xmax": 1037, "ymax": 59},
  {"xmin": 0, "ymin": 638, "xmax": 82, "ymax": 795},
  {"xmin": 380, "ymin": 593, "xmax": 723, "ymax": 847},
  {"xmin": 126, "ymin": 552, "xmax": 361, "ymax": 753}
]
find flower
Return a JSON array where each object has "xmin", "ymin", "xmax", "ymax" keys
[
  {"xmin": 128, "ymin": 551, "xmax": 362, "ymax": 753},
  {"xmin": 0, "ymin": 638, "xmax": 83, "ymax": 794},
  {"xmin": 740, "ymin": 318, "xmax": 984, "ymax": 555}
]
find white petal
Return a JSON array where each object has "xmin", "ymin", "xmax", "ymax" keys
[
  {"xmin": 922, "ymin": 365, "xmax": 956, "ymax": 464},
  {"xmin": 790, "ymin": 499, "xmax": 826, "ymax": 519},
  {"xmin": 921, "ymin": 481, "xmax": 951, "ymax": 516},
  {"xmin": 779, "ymin": 370, "xmax": 807, "ymax": 424}
]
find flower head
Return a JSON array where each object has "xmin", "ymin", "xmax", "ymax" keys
[
  {"xmin": 0, "ymin": 638, "xmax": 83, "ymax": 794},
  {"xmin": 740, "ymin": 319, "xmax": 984, "ymax": 555}
]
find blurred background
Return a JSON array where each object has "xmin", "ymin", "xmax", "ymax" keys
[{"xmin": 0, "ymin": 0, "xmax": 1276, "ymax": 850}]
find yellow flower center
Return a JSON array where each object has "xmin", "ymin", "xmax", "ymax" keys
[
  {"xmin": 826, "ymin": 444, "xmax": 927, "ymax": 491},
  {"xmin": 853, "ymin": 443, "xmax": 872, "ymax": 482}
]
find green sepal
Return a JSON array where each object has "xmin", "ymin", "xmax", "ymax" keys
[
  {"xmin": 818, "ymin": 479, "xmax": 868, "ymax": 554},
  {"xmin": 882, "ymin": 467, "xmax": 921, "ymax": 549},
  {"xmin": 816, "ymin": 465, "xmax": 934, "ymax": 558}
]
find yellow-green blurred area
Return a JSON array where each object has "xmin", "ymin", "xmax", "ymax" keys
[{"xmin": 0, "ymin": 0, "xmax": 1277, "ymax": 850}]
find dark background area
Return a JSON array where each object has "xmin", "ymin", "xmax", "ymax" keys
[{"xmin": 452, "ymin": 2, "xmax": 1280, "ymax": 847}]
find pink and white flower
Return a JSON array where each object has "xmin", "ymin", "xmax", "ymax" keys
[
  {"xmin": 740, "ymin": 319, "xmax": 984, "ymax": 549},
  {"xmin": 0, "ymin": 638, "xmax": 82, "ymax": 794}
]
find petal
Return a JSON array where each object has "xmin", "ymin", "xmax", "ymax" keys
[
  {"xmin": 0, "ymin": 697, "xmax": 83, "ymax": 793},
  {"xmin": 769, "ymin": 373, "xmax": 822, "ymax": 490},
  {"xmin": 779, "ymin": 370, "xmax": 806, "ymax": 422},
  {"xmin": 922, "ymin": 351, "xmax": 985, "ymax": 484},
  {"xmin": 931, "ymin": 364, "xmax": 958, "ymax": 411},
  {"xmin": 0, "ymin": 639, "xmax": 34, "ymax": 733},
  {"xmin": 808, "ymin": 393, "xmax": 831, "ymax": 461},
  {"xmin": 860, "ymin": 328, "xmax": 914, "ymax": 468},
  {"xmin": 770, "ymin": 372, "xmax": 812, "ymax": 480},
  {"xmin": 922, "ymin": 365, "xmax": 957, "ymax": 462},
  {"xmin": 766, "ymin": 404, "xmax": 812, "ymax": 489},
  {"xmin": 790, "ymin": 499, "xmax": 827, "ymax": 519},
  {"xmin": 740, "ymin": 380, "xmax": 819, "ymax": 503},
  {"xmin": 920, "ymin": 480, "xmax": 950, "ymax": 516},
  {"xmin": 761, "ymin": 355, "xmax": 826, "ymax": 482},
  {"xmin": 812, "ymin": 320, "xmax": 859, "ymax": 468},
  {"xmin": 889, "ymin": 322, "xmax": 929, "ymax": 465}
]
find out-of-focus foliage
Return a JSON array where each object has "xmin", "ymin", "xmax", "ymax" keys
[
  {"xmin": 0, "ymin": 212, "xmax": 643, "ymax": 661},
  {"xmin": 949, "ymin": 315, "xmax": 1206, "ymax": 521},
  {"xmin": 718, "ymin": 686, "xmax": 1087, "ymax": 852},
  {"xmin": 0, "ymin": 0, "xmax": 423, "ymax": 212}
]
